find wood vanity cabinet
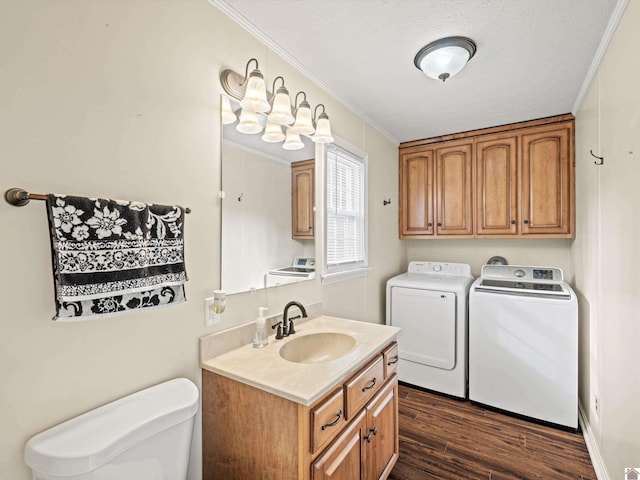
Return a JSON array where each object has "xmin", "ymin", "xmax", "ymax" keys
[
  {"xmin": 292, "ymin": 159, "xmax": 315, "ymax": 239},
  {"xmin": 400, "ymin": 114, "xmax": 575, "ymax": 239},
  {"xmin": 202, "ymin": 341, "xmax": 399, "ymax": 480}
]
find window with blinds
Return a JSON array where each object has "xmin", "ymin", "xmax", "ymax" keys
[{"xmin": 325, "ymin": 143, "xmax": 368, "ymax": 276}]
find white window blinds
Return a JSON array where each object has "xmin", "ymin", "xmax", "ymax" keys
[{"xmin": 325, "ymin": 143, "xmax": 367, "ymax": 273}]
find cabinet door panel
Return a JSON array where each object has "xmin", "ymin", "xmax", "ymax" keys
[
  {"xmin": 436, "ymin": 141, "xmax": 473, "ymax": 235},
  {"xmin": 366, "ymin": 377, "xmax": 399, "ymax": 480},
  {"xmin": 475, "ymin": 136, "xmax": 518, "ymax": 235},
  {"xmin": 292, "ymin": 160, "xmax": 315, "ymax": 238},
  {"xmin": 521, "ymin": 125, "xmax": 572, "ymax": 235},
  {"xmin": 399, "ymin": 150, "xmax": 434, "ymax": 237},
  {"xmin": 312, "ymin": 410, "xmax": 366, "ymax": 480}
]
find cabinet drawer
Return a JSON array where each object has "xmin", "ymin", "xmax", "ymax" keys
[
  {"xmin": 344, "ymin": 355, "xmax": 384, "ymax": 420},
  {"xmin": 311, "ymin": 388, "xmax": 345, "ymax": 454},
  {"xmin": 383, "ymin": 342, "xmax": 399, "ymax": 379}
]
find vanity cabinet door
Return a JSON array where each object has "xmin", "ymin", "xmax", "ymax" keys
[
  {"xmin": 365, "ymin": 376, "xmax": 399, "ymax": 480},
  {"xmin": 312, "ymin": 410, "xmax": 366, "ymax": 480},
  {"xmin": 292, "ymin": 159, "xmax": 315, "ymax": 239}
]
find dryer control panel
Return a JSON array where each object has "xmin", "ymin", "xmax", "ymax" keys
[{"xmin": 408, "ymin": 261, "xmax": 471, "ymax": 277}]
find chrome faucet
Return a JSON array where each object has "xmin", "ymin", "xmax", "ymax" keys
[{"xmin": 282, "ymin": 301, "xmax": 308, "ymax": 337}]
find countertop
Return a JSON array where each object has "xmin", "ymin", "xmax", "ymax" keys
[{"xmin": 200, "ymin": 315, "xmax": 400, "ymax": 406}]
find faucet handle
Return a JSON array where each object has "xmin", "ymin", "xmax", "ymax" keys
[
  {"xmin": 288, "ymin": 318, "xmax": 296, "ymax": 335},
  {"xmin": 272, "ymin": 321, "xmax": 284, "ymax": 340}
]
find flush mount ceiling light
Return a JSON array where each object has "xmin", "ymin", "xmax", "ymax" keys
[{"xmin": 414, "ymin": 36, "xmax": 477, "ymax": 82}]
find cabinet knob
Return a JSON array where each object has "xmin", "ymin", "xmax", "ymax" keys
[
  {"xmin": 437, "ymin": 223, "xmax": 442, "ymax": 227},
  {"xmin": 511, "ymin": 220, "xmax": 516, "ymax": 225},
  {"xmin": 523, "ymin": 219, "xmax": 529, "ymax": 224},
  {"xmin": 427, "ymin": 223, "xmax": 432, "ymax": 227},
  {"xmin": 370, "ymin": 427, "xmax": 378, "ymax": 436},
  {"xmin": 365, "ymin": 433, "xmax": 372, "ymax": 443}
]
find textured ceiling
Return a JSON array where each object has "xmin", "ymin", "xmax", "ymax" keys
[{"xmin": 213, "ymin": 0, "xmax": 618, "ymax": 144}]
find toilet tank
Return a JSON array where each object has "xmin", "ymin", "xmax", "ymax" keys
[{"xmin": 24, "ymin": 378, "xmax": 199, "ymax": 480}]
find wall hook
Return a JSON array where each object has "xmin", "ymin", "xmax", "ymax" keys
[
  {"xmin": 590, "ymin": 150, "xmax": 604, "ymax": 165},
  {"xmin": 238, "ymin": 192, "xmax": 244, "ymax": 202},
  {"xmin": 383, "ymin": 198, "xmax": 391, "ymax": 206}
]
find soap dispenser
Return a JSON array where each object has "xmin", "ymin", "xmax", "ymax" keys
[{"xmin": 253, "ymin": 307, "xmax": 269, "ymax": 348}]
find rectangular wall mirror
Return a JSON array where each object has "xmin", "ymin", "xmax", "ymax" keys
[{"xmin": 221, "ymin": 95, "xmax": 316, "ymax": 294}]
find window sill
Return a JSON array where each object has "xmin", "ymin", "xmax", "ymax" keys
[{"xmin": 321, "ymin": 267, "xmax": 370, "ymax": 285}]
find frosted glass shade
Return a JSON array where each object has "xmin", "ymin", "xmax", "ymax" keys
[
  {"xmin": 262, "ymin": 121, "xmax": 285, "ymax": 143},
  {"xmin": 282, "ymin": 128, "xmax": 304, "ymax": 150},
  {"xmin": 312, "ymin": 114, "xmax": 334, "ymax": 144},
  {"xmin": 291, "ymin": 101, "xmax": 315, "ymax": 135},
  {"xmin": 221, "ymin": 97, "xmax": 237, "ymax": 125},
  {"xmin": 267, "ymin": 87, "xmax": 295, "ymax": 125},
  {"xmin": 240, "ymin": 71, "xmax": 270, "ymax": 113},
  {"xmin": 414, "ymin": 37, "xmax": 476, "ymax": 82},
  {"xmin": 236, "ymin": 109, "xmax": 263, "ymax": 134},
  {"xmin": 418, "ymin": 46, "xmax": 469, "ymax": 81}
]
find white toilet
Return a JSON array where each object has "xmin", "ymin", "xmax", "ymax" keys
[{"xmin": 24, "ymin": 378, "xmax": 199, "ymax": 480}]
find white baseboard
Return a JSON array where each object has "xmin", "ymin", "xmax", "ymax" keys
[{"xmin": 579, "ymin": 402, "xmax": 609, "ymax": 480}]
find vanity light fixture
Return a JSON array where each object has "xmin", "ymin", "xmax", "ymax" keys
[
  {"xmin": 414, "ymin": 36, "xmax": 477, "ymax": 82},
  {"xmin": 282, "ymin": 127, "xmax": 305, "ymax": 150},
  {"xmin": 239, "ymin": 58, "xmax": 270, "ymax": 113},
  {"xmin": 290, "ymin": 92, "xmax": 315, "ymax": 135},
  {"xmin": 219, "ymin": 57, "xmax": 334, "ymax": 147},
  {"xmin": 311, "ymin": 104, "xmax": 334, "ymax": 144}
]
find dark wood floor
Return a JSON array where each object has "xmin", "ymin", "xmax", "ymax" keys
[{"xmin": 389, "ymin": 384, "xmax": 596, "ymax": 480}]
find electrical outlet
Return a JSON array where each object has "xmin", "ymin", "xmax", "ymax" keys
[
  {"xmin": 204, "ymin": 297, "xmax": 220, "ymax": 326},
  {"xmin": 594, "ymin": 395, "xmax": 599, "ymax": 414}
]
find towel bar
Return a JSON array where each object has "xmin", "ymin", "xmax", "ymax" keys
[{"xmin": 4, "ymin": 188, "xmax": 191, "ymax": 213}]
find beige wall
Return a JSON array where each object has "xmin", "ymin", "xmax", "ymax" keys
[
  {"xmin": 2, "ymin": 1, "xmax": 618, "ymax": 479},
  {"xmin": 573, "ymin": 1, "xmax": 640, "ymax": 476},
  {"xmin": 0, "ymin": 1, "xmax": 402, "ymax": 478},
  {"xmin": 406, "ymin": 239, "xmax": 572, "ymax": 278}
]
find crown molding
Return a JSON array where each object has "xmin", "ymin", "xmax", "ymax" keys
[{"xmin": 572, "ymin": 0, "xmax": 629, "ymax": 115}]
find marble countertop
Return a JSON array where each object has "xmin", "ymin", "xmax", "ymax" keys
[{"xmin": 200, "ymin": 315, "xmax": 400, "ymax": 406}]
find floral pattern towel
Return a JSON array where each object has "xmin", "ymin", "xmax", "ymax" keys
[{"xmin": 46, "ymin": 194, "xmax": 187, "ymax": 321}]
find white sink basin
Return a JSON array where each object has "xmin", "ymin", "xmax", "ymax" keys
[{"xmin": 279, "ymin": 332, "xmax": 356, "ymax": 363}]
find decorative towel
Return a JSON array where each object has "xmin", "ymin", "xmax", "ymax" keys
[{"xmin": 46, "ymin": 194, "xmax": 188, "ymax": 321}]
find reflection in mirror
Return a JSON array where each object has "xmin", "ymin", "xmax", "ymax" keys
[{"xmin": 221, "ymin": 95, "xmax": 316, "ymax": 295}]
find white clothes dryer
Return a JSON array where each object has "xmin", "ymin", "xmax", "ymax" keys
[{"xmin": 386, "ymin": 261, "xmax": 473, "ymax": 398}]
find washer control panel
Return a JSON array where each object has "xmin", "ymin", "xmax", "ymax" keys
[{"xmin": 480, "ymin": 265, "xmax": 563, "ymax": 282}]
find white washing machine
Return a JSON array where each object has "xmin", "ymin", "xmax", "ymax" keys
[
  {"xmin": 386, "ymin": 261, "xmax": 473, "ymax": 398},
  {"xmin": 469, "ymin": 265, "xmax": 578, "ymax": 429}
]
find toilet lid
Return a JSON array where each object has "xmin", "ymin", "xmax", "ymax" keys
[{"xmin": 24, "ymin": 378, "xmax": 199, "ymax": 476}]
